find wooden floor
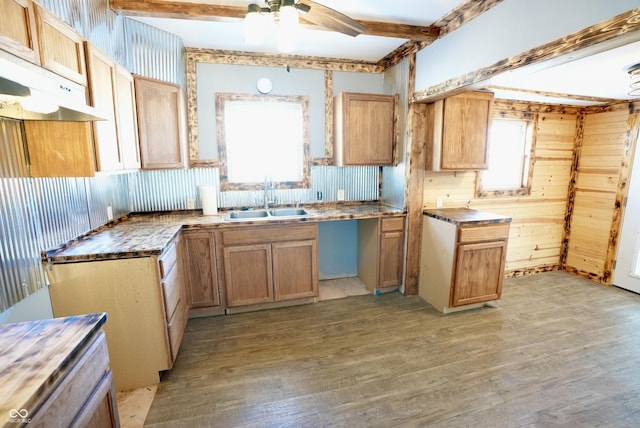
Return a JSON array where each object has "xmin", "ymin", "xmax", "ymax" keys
[{"xmin": 144, "ymin": 271, "xmax": 640, "ymax": 427}]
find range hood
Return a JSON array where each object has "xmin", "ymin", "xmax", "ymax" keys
[{"xmin": 0, "ymin": 55, "xmax": 105, "ymax": 122}]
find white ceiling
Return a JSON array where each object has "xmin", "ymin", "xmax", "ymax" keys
[{"xmin": 130, "ymin": 0, "xmax": 640, "ymax": 105}]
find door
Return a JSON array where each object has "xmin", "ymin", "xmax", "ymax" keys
[
  {"xmin": 272, "ymin": 240, "xmax": 318, "ymax": 301},
  {"xmin": 451, "ymin": 240, "xmax": 506, "ymax": 307},
  {"xmin": 223, "ymin": 244, "xmax": 273, "ymax": 307},
  {"xmin": 613, "ymin": 129, "xmax": 640, "ymax": 293}
]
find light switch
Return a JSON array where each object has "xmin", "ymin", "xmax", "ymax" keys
[{"xmin": 337, "ymin": 189, "xmax": 345, "ymax": 201}]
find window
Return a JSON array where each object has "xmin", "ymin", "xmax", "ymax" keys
[
  {"xmin": 477, "ymin": 117, "xmax": 535, "ymax": 197},
  {"xmin": 216, "ymin": 93, "xmax": 310, "ymax": 191}
]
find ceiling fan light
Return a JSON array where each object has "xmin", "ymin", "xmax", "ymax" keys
[
  {"xmin": 279, "ymin": 2, "xmax": 300, "ymax": 32},
  {"xmin": 244, "ymin": 7, "xmax": 266, "ymax": 45}
]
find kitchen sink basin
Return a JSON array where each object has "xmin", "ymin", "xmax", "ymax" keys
[
  {"xmin": 270, "ymin": 208, "xmax": 309, "ymax": 217},
  {"xmin": 224, "ymin": 208, "xmax": 311, "ymax": 221},
  {"xmin": 225, "ymin": 209, "xmax": 270, "ymax": 220}
]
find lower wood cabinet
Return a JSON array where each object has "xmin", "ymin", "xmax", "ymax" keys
[
  {"xmin": 47, "ymin": 235, "xmax": 187, "ymax": 391},
  {"xmin": 182, "ymin": 230, "xmax": 223, "ymax": 311},
  {"xmin": 221, "ymin": 224, "xmax": 318, "ymax": 308},
  {"xmin": 358, "ymin": 216, "xmax": 405, "ymax": 293},
  {"xmin": 419, "ymin": 214, "xmax": 509, "ymax": 313}
]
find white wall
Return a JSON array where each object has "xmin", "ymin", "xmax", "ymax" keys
[{"xmin": 415, "ymin": 0, "xmax": 640, "ymax": 91}]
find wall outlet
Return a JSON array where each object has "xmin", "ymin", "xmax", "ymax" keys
[
  {"xmin": 316, "ymin": 191, "xmax": 323, "ymax": 201},
  {"xmin": 337, "ymin": 189, "xmax": 345, "ymax": 201},
  {"xmin": 186, "ymin": 198, "xmax": 195, "ymax": 209},
  {"xmin": 436, "ymin": 196, "xmax": 443, "ymax": 208},
  {"xmin": 106, "ymin": 205, "xmax": 114, "ymax": 221}
]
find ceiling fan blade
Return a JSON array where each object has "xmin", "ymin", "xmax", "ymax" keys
[{"xmin": 297, "ymin": 0, "xmax": 367, "ymax": 37}]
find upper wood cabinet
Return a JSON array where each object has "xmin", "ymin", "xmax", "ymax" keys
[
  {"xmin": 85, "ymin": 43, "xmax": 121, "ymax": 172},
  {"xmin": 34, "ymin": 4, "xmax": 86, "ymax": 86},
  {"xmin": 114, "ymin": 64, "xmax": 141, "ymax": 170},
  {"xmin": 85, "ymin": 43, "xmax": 141, "ymax": 173},
  {"xmin": 134, "ymin": 75, "xmax": 187, "ymax": 170},
  {"xmin": 0, "ymin": 0, "xmax": 40, "ymax": 64},
  {"xmin": 425, "ymin": 91, "xmax": 494, "ymax": 171},
  {"xmin": 334, "ymin": 92, "xmax": 398, "ymax": 166}
]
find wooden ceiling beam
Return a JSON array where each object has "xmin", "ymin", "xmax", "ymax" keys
[{"xmin": 109, "ymin": 0, "xmax": 439, "ymax": 41}]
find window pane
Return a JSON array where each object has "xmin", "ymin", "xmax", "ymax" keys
[
  {"xmin": 483, "ymin": 119, "xmax": 528, "ymax": 190},
  {"xmin": 223, "ymin": 99, "xmax": 304, "ymax": 184}
]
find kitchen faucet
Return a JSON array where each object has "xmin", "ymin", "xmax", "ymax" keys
[{"xmin": 264, "ymin": 177, "xmax": 276, "ymax": 209}]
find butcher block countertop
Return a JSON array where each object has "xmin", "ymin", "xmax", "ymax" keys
[
  {"xmin": 423, "ymin": 208, "xmax": 511, "ymax": 225},
  {"xmin": 43, "ymin": 203, "xmax": 404, "ymax": 264},
  {"xmin": 0, "ymin": 313, "xmax": 107, "ymax": 423}
]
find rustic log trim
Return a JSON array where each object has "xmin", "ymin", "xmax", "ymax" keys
[
  {"xmin": 504, "ymin": 264, "xmax": 561, "ymax": 278},
  {"xmin": 580, "ymin": 100, "xmax": 635, "ymax": 115},
  {"xmin": 186, "ymin": 57, "xmax": 200, "ymax": 166},
  {"xmin": 560, "ymin": 112, "xmax": 585, "ymax": 269},
  {"xmin": 603, "ymin": 111, "xmax": 640, "ymax": 284},
  {"xmin": 378, "ymin": 41, "xmax": 430, "ymax": 71},
  {"xmin": 404, "ymin": 52, "xmax": 426, "ymax": 295},
  {"xmin": 493, "ymin": 100, "xmax": 581, "ymax": 115},
  {"xmin": 187, "ymin": 48, "xmax": 383, "ymax": 73},
  {"xmin": 435, "ymin": 0, "xmax": 505, "ymax": 37},
  {"xmin": 488, "ymin": 86, "xmax": 620, "ymax": 105},
  {"xmin": 311, "ymin": 69, "xmax": 334, "ymax": 166},
  {"xmin": 414, "ymin": 8, "xmax": 640, "ymax": 102}
]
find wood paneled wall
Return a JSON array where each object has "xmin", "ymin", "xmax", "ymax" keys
[
  {"xmin": 564, "ymin": 105, "xmax": 638, "ymax": 284},
  {"xmin": 422, "ymin": 101, "xmax": 579, "ymax": 275}
]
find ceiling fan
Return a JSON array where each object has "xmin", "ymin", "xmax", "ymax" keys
[{"xmin": 245, "ymin": 0, "xmax": 367, "ymax": 39}]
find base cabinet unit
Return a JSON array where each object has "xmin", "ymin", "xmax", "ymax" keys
[
  {"xmin": 182, "ymin": 230, "xmax": 224, "ymax": 313},
  {"xmin": 334, "ymin": 92, "xmax": 398, "ymax": 166},
  {"xmin": 425, "ymin": 91, "xmax": 494, "ymax": 171},
  {"xmin": 419, "ymin": 209, "xmax": 510, "ymax": 313},
  {"xmin": 221, "ymin": 224, "xmax": 318, "ymax": 308},
  {"xmin": 357, "ymin": 216, "xmax": 405, "ymax": 293},
  {"xmin": 0, "ymin": 313, "xmax": 119, "ymax": 428},
  {"xmin": 47, "ymin": 236, "xmax": 188, "ymax": 391}
]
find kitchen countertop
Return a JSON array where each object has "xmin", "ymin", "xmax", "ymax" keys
[
  {"xmin": 423, "ymin": 208, "xmax": 511, "ymax": 225},
  {"xmin": 44, "ymin": 203, "xmax": 405, "ymax": 264},
  {"xmin": 0, "ymin": 313, "xmax": 107, "ymax": 422}
]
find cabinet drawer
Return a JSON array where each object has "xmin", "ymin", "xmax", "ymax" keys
[
  {"xmin": 33, "ymin": 332, "xmax": 109, "ymax": 427},
  {"xmin": 222, "ymin": 224, "xmax": 317, "ymax": 246},
  {"xmin": 167, "ymin": 298, "xmax": 188, "ymax": 362},
  {"xmin": 159, "ymin": 241, "xmax": 177, "ymax": 279},
  {"xmin": 458, "ymin": 223, "xmax": 509, "ymax": 243},
  {"xmin": 162, "ymin": 261, "xmax": 181, "ymax": 322},
  {"xmin": 381, "ymin": 217, "xmax": 404, "ymax": 232}
]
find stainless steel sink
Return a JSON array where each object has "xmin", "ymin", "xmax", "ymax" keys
[
  {"xmin": 225, "ymin": 209, "xmax": 270, "ymax": 220},
  {"xmin": 224, "ymin": 207, "xmax": 311, "ymax": 221},
  {"xmin": 270, "ymin": 208, "xmax": 309, "ymax": 217}
]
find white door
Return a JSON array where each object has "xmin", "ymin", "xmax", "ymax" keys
[{"xmin": 613, "ymin": 128, "xmax": 640, "ymax": 293}]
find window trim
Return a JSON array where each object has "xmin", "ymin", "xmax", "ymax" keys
[
  {"xmin": 476, "ymin": 111, "xmax": 537, "ymax": 198},
  {"xmin": 216, "ymin": 92, "xmax": 311, "ymax": 191}
]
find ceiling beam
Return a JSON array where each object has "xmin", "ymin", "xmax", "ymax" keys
[{"xmin": 108, "ymin": 0, "xmax": 439, "ymax": 41}]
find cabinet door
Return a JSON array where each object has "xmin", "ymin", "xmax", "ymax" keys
[
  {"xmin": 183, "ymin": 231, "xmax": 221, "ymax": 308},
  {"xmin": 440, "ymin": 92, "xmax": 492, "ymax": 170},
  {"xmin": 380, "ymin": 231, "xmax": 404, "ymax": 288},
  {"xmin": 273, "ymin": 240, "xmax": 318, "ymax": 301},
  {"xmin": 451, "ymin": 240, "xmax": 506, "ymax": 307},
  {"xmin": 34, "ymin": 4, "xmax": 86, "ymax": 85},
  {"xmin": 335, "ymin": 92, "xmax": 396, "ymax": 166},
  {"xmin": 114, "ymin": 64, "xmax": 141, "ymax": 170},
  {"xmin": 134, "ymin": 75, "xmax": 186, "ymax": 169},
  {"xmin": 0, "ymin": 0, "xmax": 40, "ymax": 64},
  {"xmin": 85, "ymin": 44, "xmax": 121, "ymax": 172},
  {"xmin": 223, "ymin": 244, "xmax": 273, "ymax": 307}
]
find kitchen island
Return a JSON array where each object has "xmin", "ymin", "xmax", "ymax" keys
[{"xmin": 419, "ymin": 208, "xmax": 511, "ymax": 313}]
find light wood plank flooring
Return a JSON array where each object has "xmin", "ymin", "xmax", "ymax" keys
[{"xmin": 144, "ymin": 271, "xmax": 640, "ymax": 427}]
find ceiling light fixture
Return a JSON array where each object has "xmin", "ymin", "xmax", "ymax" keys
[
  {"xmin": 626, "ymin": 62, "xmax": 640, "ymax": 97},
  {"xmin": 243, "ymin": 0, "xmax": 310, "ymax": 53}
]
